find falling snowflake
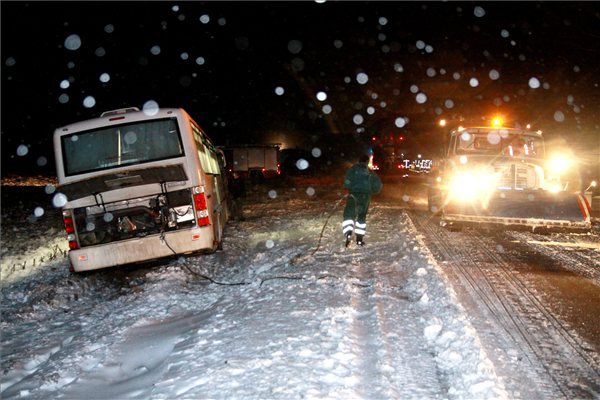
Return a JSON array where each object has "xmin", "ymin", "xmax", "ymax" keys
[
  {"xmin": 150, "ymin": 45, "xmax": 161, "ymax": 55},
  {"xmin": 52, "ymin": 193, "xmax": 68, "ymax": 208},
  {"xmin": 395, "ymin": 117, "xmax": 406, "ymax": 128},
  {"xmin": 528, "ymin": 77, "xmax": 540, "ymax": 89},
  {"xmin": 316, "ymin": 91, "xmax": 327, "ymax": 101},
  {"xmin": 553, "ymin": 111, "xmax": 565, "ymax": 122},
  {"xmin": 474, "ymin": 6, "xmax": 486, "ymax": 17},
  {"xmin": 288, "ymin": 40, "xmax": 303, "ymax": 54},
  {"xmin": 415, "ymin": 93, "xmax": 427, "ymax": 104},
  {"xmin": 16, "ymin": 145, "xmax": 28, "ymax": 156},
  {"xmin": 487, "ymin": 131, "xmax": 501, "ymax": 145},
  {"xmin": 196, "ymin": 56, "xmax": 205, "ymax": 65},
  {"xmin": 353, "ymin": 114, "xmax": 364, "ymax": 125},
  {"xmin": 83, "ymin": 96, "xmax": 96, "ymax": 108},
  {"xmin": 143, "ymin": 100, "xmax": 159, "ymax": 116},
  {"xmin": 311, "ymin": 148, "xmax": 322, "ymax": 157},
  {"xmin": 296, "ymin": 159, "xmax": 309, "ymax": 170},
  {"xmin": 489, "ymin": 69, "xmax": 500, "ymax": 80},
  {"xmin": 275, "ymin": 86, "xmax": 285, "ymax": 95},
  {"xmin": 322, "ymin": 105, "xmax": 332, "ymax": 114},
  {"xmin": 469, "ymin": 78, "xmax": 479, "ymax": 87},
  {"xmin": 99, "ymin": 73, "xmax": 110, "ymax": 83},
  {"xmin": 64, "ymin": 34, "xmax": 82, "ymax": 51},
  {"xmin": 268, "ymin": 190, "xmax": 277, "ymax": 199},
  {"xmin": 356, "ymin": 72, "xmax": 369, "ymax": 85}
]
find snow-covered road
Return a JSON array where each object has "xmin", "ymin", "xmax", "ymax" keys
[
  {"xmin": 1, "ymin": 180, "xmax": 598, "ymax": 399},
  {"xmin": 409, "ymin": 210, "xmax": 600, "ymax": 398}
]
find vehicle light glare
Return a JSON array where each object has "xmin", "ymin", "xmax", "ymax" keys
[
  {"xmin": 448, "ymin": 169, "xmax": 498, "ymax": 204},
  {"xmin": 548, "ymin": 155, "xmax": 571, "ymax": 174},
  {"xmin": 491, "ymin": 116, "xmax": 503, "ymax": 127},
  {"xmin": 548, "ymin": 184, "xmax": 562, "ymax": 193}
]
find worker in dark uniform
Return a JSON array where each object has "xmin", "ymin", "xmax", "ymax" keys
[{"xmin": 342, "ymin": 154, "xmax": 383, "ymax": 247}]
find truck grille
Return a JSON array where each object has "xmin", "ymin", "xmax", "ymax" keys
[{"xmin": 495, "ymin": 164, "xmax": 536, "ymax": 190}]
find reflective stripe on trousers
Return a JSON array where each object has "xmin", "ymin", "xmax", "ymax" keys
[
  {"xmin": 342, "ymin": 219, "xmax": 354, "ymax": 234},
  {"xmin": 355, "ymin": 221, "xmax": 366, "ymax": 235}
]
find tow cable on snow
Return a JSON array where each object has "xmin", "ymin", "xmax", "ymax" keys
[
  {"xmin": 161, "ymin": 195, "xmax": 370, "ymax": 288},
  {"xmin": 289, "ymin": 194, "xmax": 348, "ymax": 265}
]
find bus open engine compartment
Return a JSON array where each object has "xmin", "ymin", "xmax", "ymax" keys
[{"xmin": 73, "ymin": 189, "xmax": 195, "ymax": 247}]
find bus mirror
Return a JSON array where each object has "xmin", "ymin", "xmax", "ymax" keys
[{"xmin": 216, "ymin": 148, "xmax": 226, "ymax": 167}]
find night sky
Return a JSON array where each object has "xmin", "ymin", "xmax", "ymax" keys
[{"xmin": 2, "ymin": 1, "xmax": 599, "ymax": 178}]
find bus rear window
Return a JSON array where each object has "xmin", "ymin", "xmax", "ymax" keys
[{"xmin": 61, "ymin": 118, "xmax": 184, "ymax": 176}]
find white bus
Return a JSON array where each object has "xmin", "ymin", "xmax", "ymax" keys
[{"xmin": 53, "ymin": 107, "xmax": 230, "ymax": 272}]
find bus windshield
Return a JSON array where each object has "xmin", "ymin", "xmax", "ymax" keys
[
  {"xmin": 61, "ymin": 118, "xmax": 184, "ymax": 176},
  {"xmin": 455, "ymin": 130, "xmax": 544, "ymax": 158}
]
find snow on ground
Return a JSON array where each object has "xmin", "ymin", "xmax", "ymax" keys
[{"xmin": 1, "ymin": 182, "xmax": 507, "ymax": 399}]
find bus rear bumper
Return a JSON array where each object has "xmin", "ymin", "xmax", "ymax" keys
[{"xmin": 68, "ymin": 227, "xmax": 214, "ymax": 272}]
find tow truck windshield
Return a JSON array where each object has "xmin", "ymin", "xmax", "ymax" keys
[
  {"xmin": 454, "ymin": 130, "xmax": 544, "ymax": 158},
  {"xmin": 61, "ymin": 118, "xmax": 184, "ymax": 176}
]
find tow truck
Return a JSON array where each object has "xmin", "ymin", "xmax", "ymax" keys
[{"xmin": 428, "ymin": 120, "xmax": 592, "ymax": 232}]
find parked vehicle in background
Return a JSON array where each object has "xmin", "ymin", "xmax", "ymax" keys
[
  {"xmin": 53, "ymin": 107, "xmax": 230, "ymax": 272},
  {"xmin": 428, "ymin": 123, "xmax": 592, "ymax": 231},
  {"xmin": 223, "ymin": 144, "xmax": 281, "ymax": 182}
]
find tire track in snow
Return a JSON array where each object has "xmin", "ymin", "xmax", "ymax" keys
[
  {"xmin": 409, "ymin": 211, "xmax": 600, "ymax": 399},
  {"xmin": 327, "ymin": 205, "xmax": 445, "ymax": 399},
  {"xmin": 507, "ymin": 230, "xmax": 600, "ymax": 286}
]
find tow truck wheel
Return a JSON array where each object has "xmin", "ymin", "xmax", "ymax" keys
[{"xmin": 427, "ymin": 188, "xmax": 443, "ymax": 215}]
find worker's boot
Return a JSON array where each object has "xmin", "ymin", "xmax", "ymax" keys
[
  {"xmin": 356, "ymin": 234, "xmax": 365, "ymax": 246},
  {"xmin": 344, "ymin": 232, "xmax": 352, "ymax": 248}
]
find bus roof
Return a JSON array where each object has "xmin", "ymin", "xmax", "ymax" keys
[{"xmin": 53, "ymin": 107, "xmax": 191, "ymax": 138}]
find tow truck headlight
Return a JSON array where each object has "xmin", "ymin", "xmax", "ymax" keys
[
  {"xmin": 548, "ymin": 183, "xmax": 563, "ymax": 193},
  {"xmin": 548, "ymin": 154, "xmax": 571, "ymax": 174},
  {"xmin": 448, "ymin": 169, "xmax": 498, "ymax": 202}
]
